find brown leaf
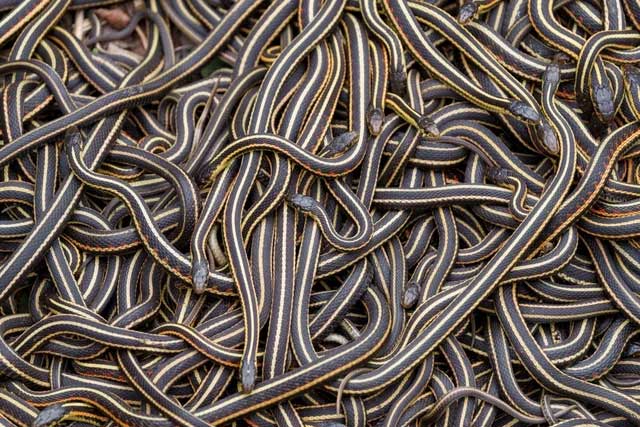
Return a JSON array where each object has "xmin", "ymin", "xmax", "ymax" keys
[{"xmin": 95, "ymin": 8, "xmax": 130, "ymax": 30}]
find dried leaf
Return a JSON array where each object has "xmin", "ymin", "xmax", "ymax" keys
[{"xmin": 95, "ymin": 8, "xmax": 130, "ymax": 30}]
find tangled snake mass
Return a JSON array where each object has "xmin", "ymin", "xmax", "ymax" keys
[{"xmin": 3, "ymin": 0, "xmax": 640, "ymax": 426}]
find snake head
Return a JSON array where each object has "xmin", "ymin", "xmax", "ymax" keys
[
  {"xmin": 33, "ymin": 404, "xmax": 68, "ymax": 427},
  {"xmin": 256, "ymin": 169, "xmax": 271, "ymax": 185},
  {"xmin": 123, "ymin": 85, "xmax": 144, "ymax": 97},
  {"xmin": 457, "ymin": 1, "xmax": 478, "ymax": 24},
  {"xmin": 64, "ymin": 127, "xmax": 83, "ymax": 152},
  {"xmin": 286, "ymin": 193, "xmax": 317, "ymax": 213},
  {"xmin": 324, "ymin": 131, "xmax": 358, "ymax": 156},
  {"xmin": 196, "ymin": 164, "xmax": 215, "ymax": 186},
  {"xmin": 191, "ymin": 260, "xmax": 209, "ymax": 294},
  {"xmin": 366, "ymin": 107, "xmax": 384, "ymax": 136},
  {"xmin": 553, "ymin": 52, "xmax": 571, "ymax": 65},
  {"xmin": 240, "ymin": 362, "xmax": 256, "ymax": 393},
  {"xmin": 402, "ymin": 282, "xmax": 421, "ymax": 309},
  {"xmin": 543, "ymin": 60, "xmax": 561, "ymax": 88},
  {"xmin": 417, "ymin": 115, "xmax": 440, "ymax": 138},
  {"xmin": 624, "ymin": 341, "xmax": 640, "ymax": 357},
  {"xmin": 508, "ymin": 100, "xmax": 540, "ymax": 123},
  {"xmin": 536, "ymin": 120, "xmax": 559, "ymax": 155},
  {"xmin": 591, "ymin": 80, "xmax": 615, "ymax": 123},
  {"xmin": 485, "ymin": 166, "xmax": 512, "ymax": 184},
  {"xmin": 623, "ymin": 64, "xmax": 640, "ymax": 89},
  {"xmin": 389, "ymin": 69, "xmax": 407, "ymax": 95}
]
